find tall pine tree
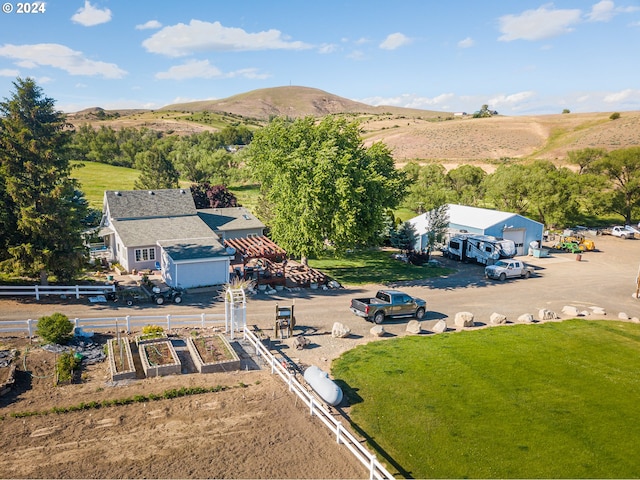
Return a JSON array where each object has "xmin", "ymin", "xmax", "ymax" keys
[{"xmin": 0, "ymin": 77, "xmax": 87, "ymax": 282}]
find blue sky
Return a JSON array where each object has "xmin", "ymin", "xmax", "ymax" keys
[{"xmin": 0, "ymin": 0, "xmax": 639, "ymax": 115}]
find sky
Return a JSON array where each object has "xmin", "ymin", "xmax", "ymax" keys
[{"xmin": 0, "ymin": 0, "xmax": 639, "ymax": 116}]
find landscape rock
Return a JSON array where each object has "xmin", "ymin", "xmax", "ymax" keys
[
  {"xmin": 489, "ymin": 313, "xmax": 507, "ymax": 325},
  {"xmin": 538, "ymin": 309, "xmax": 559, "ymax": 321},
  {"xmin": 618, "ymin": 312, "xmax": 630, "ymax": 320},
  {"xmin": 518, "ymin": 313, "xmax": 534, "ymax": 323},
  {"xmin": 293, "ymin": 336, "xmax": 310, "ymax": 350},
  {"xmin": 580, "ymin": 310, "xmax": 591, "ymax": 317},
  {"xmin": 561, "ymin": 305, "xmax": 580, "ymax": 317},
  {"xmin": 432, "ymin": 320, "xmax": 447, "ymax": 333},
  {"xmin": 406, "ymin": 320, "xmax": 423, "ymax": 334},
  {"xmin": 454, "ymin": 312, "xmax": 474, "ymax": 328},
  {"xmin": 590, "ymin": 306, "xmax": 606, "ymax": 316},
  {"xmin": 370, "ymin": 325, "xmax": 385, "ymax": 337},
  {"xmin": 331, "ymin": 322, "xmax": 351, "ymax": 338}
]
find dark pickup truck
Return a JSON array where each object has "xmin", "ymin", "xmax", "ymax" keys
[{"xmin": 350, "ymin": 289, "xmax": 427, "ymax": 324}]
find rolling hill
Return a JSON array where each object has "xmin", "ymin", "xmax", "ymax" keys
[{"xmin": 67, "ymin": 86, "xmax": 640, "ymax": 165}]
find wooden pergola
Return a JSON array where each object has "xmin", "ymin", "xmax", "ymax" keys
[{"xmin": 224, "ymin": 236, "xmax": 286, "ymax": 262}]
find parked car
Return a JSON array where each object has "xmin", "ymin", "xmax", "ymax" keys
[
  {"xmin": 608, "ymin": 226, "xmax": 634, "ymax": 239},
  {"xmin": 350, "ymin": 289, "xmax": 426, "ymax": 324},
  {"xmin": 485, "ymin": 259, "xmax": 535, "ymax": 281}
]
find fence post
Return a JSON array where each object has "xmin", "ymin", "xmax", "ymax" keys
[
  {"xmin": 166, "ymin": 314, "xmax": 171, "ymax": 332},
  {"xmin": 310, "ymin": 400, "xmax": 314, "ymax": 416},
  {"xmin": 125, "ymin": 315, "xmax": 131, "ymax": 333},
  {"xmin": 369, "ymin": 455, "xmax": 376, "ymax": 480},
  {"xmin": 35, "ymin": 285, "xmax": 39, "ymax": 301},
  {"xmin": 75, "ymin": 285, "xmax": 80, "ymax": 299},
  {"xmin": 336, "ymin": 421, "xmax": 342, "ymax": 444},
  {"xmin": 27, "ymin": 319, "xmax": 34, "ymax": 338},
  {"xmin": 201, "ymin": 313, "xmax": 206, "ymax": 328},
  {"xmin": 74, "ymin": 318, "xmax": 80, "ymax": 331}
]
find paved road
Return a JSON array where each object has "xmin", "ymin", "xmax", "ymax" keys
[{"xmin": 2, "ymin": 236, "xmax": 639, "ymax": 344}]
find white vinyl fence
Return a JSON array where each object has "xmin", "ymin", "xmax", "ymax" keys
[
  {"xmin": 0, "ymin": 313, "xmax": 226, "ymax": 337},
  {"xmin": 0, "ymin": 284, "xmax": 115, "ymax": 300},
  {"xmin": 242, "ymin": 328, "xmax": 395, "ymax": 480}
]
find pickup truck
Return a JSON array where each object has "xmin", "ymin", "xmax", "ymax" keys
[
  {"xmin": 485, "ymin": 259, "xmax": 534, "ymax": 281},
  {"xmin": 350, "ymin": 289, "xmax": 427, "ymax": 324},
  {"xmin": 609, "ymin": 226, "xmax": 634, "ymax": 239}
]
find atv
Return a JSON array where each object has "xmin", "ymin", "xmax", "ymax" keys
[{"xmin": 151, "ymin": 286, "xmax": 184, "ymax": 305}]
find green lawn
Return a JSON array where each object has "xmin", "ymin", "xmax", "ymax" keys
[
  {"xmin": 71, "ymin": 161, "xmax": 139, "ymax": 209},
  {"xmin": 308, "ymin": 249, "xmax": 451, "ymax": 286},
  {"xmin": 333, "ymin": 320, "xmax": 640, "ymax": 478}
]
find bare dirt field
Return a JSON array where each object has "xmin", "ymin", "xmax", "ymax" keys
[{"xmin": 1, "ymin": 235, "xmax": 640, "ymax": 478}]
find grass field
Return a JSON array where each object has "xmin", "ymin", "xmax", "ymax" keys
[
  {"xmin": 70, "ymin": 161, "xmax": 139, "ymax": 209},
  {"xmin": 333, "ymin": 320, "xmax": 640, "ymax": 479},
  {"xmin": 308, "ymin": 249, "xmax": 451, "ymax": 285}
]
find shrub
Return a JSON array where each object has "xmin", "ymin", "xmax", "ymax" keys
[
  {"xmin": 142, "ymin": 324, "xmax": 164, "ymax": 335},
  {"xmin": 610, "ymin": 112, "xmax": 621, "ymax": 120},
  {"xmin": 36, "ymin": 313, "xmax": 74, "ymax": 344},
  {"xmin": 562, "ymin": 108, "xmax": 571, "ymax": 114},
  {"xmin": 56, "ymin": 351, "xmax": 80, "ymax": 384}
]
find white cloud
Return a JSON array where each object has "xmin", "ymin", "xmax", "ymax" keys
[
  {"xmin": 71, "ymin": 1, "xmax": 112, "ymax": 27},
  {"xmin": 0, "ymin": 43, "xmax": 127, "ymax": 78},
  {"xmin": 347, "ymin": 50, "xmax": 365, "ymax": 60},
  {"xmin": 318, "ymin": 43, "xmax": 338, "ymax": 54},
  {"xmin": 135, "ymin": 20, "xmax": 162, "ymax": 30},
  {"xmin": 37, "ymin": 76, "xmax": 52, "ymax": 84},
  {"xmin": 603, "ymin": 88, "xmax": 640, "ymax": 103},
  {"xmin": 587, "ymin": 0, "xmax": 615, "ymax": 21},
  {"xmin": 0, "ymin": 68, "xmax": 19, "ymax": 77},
  {"xmin": 360, "ymin": 93, "xmax": 455, "ymax": 109},
  {"xmin": 379, "ymin": 33, "xmax": 412, "ymax": 50},
  {"xmin": 142, "ymin": 20, "xmax": 312, "ymax": 57},
  {"xmin": 458, "ymin": 37, "xmax": 475, "ymax": 48},
  {"xmin": 498, "ymin": 6, "xmax": 582, "ymax": 41},
  {"xmin": 155, "ymin": 60, "xmax": 269, "ymax": 80},
  {"xmin": 488, "ymin": 91, "xmax": 536, "ymax": 107}
]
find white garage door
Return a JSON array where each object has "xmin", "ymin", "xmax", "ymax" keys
[{"xmin": 503, "ymin": 229, "xmax": 526, "ymax": 255}]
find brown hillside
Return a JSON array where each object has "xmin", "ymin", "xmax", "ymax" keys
[{"xmin": 68, "ymin": 86, "xmax": 640, "ymax": 164}]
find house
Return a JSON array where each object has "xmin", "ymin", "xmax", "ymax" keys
[
  {"xmin": 98, "ymin": 189, "xmax": 265, "ymax": 289},
  {"xmin": 409, "ymin": 204, "xmax": 544, "ymax": 256}
]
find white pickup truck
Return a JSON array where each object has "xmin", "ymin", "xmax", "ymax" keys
[
  {"xmin": 485, "ymin": 259, "xmax": 534, "ymax": 281},
  {"xmin": 609, "ymin": 226, "xmax": 634, "ymax": 239}
]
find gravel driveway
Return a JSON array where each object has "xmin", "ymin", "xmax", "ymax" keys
[{"xmin": 1, "ymin": 235, "xmax": 639, "ymax": 366}]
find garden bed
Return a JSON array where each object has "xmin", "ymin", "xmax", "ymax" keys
[
  {"xmin": 107, "ymin": 338, "xmax": 136, "ymax": 381},
  {"xmin": 187, "ymin": 334, "xmax": 240, "ymax": 373},
  {"xmin": 139, "ymin": 340, "xmax": 181, "ymax": 377}
]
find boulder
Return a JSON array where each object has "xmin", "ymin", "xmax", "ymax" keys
[
  {"xmin": 406, "ymin": 320, "xmax": 423, "ymax": 334},
  {"xmin": 432, "ymin": 320, "xmax": 447, "ymax": 333},
  {"xmin": 489, "ymin": 313, "xmax": 507, "ymax": 325},
  {"xmin": 454, "ymin": 312, "xmax": 474, "ymax": 328},
  {"xmin": 561, "ymin": 305, "xmax": 580, "ymax": 317},
  {"xmin": 370, "ymin": 325, "xmax": 385, "ymax": 337},
  {"xmin": 331, "ymin": 322, "xmax": 351, "ymax": 338},
  {"xmin": 518, "ymin": 313, "xmax": 534, "ymax": 323},
  {"xmin": 293, "ymin": 336, "xmax": 310, "ymax": 350},
  {"xmin": 538, "ymin": 309, "xmax": 559, "ymax": 321},
  {"xmin": 590, "ymin": 306, "xmax": 606, "ymax": 316},
  {"xmin": 618, "ymin": 312, "xmax": 630, "ymax": 320}
]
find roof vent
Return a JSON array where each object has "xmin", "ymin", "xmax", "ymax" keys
[
  {"xmin": 180, "ymin": 189, "xmax": 186, "ymax": 194},
  {"xmin": 114, "ymin": 191, "xmax": 120, "ymax": 196},
  {"xmin": 148, "ymin": 191, "xmax": 154, "ymax": 195},
  {"xmin": 242, "ymin": 214, "xmax": 251, "ymax": 220}
]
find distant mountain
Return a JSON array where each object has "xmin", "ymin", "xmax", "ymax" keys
[
  {"xmin": 68, "ymin": 86, "xmax": 640, "ymax": 164},
  {"xmin": 161, "ymin": 86, "xmax": 447, "ymax": 120}
]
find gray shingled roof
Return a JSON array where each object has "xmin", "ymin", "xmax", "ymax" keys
[
  {"xmin": 197, "ymin": 207, "xmax": 265, "ymax": 232},
  {"xmin": 105, "ymin": 189, "xmax": 196, "ymax": 220},
  {"xmin": 111, "ymin": 216, "xmax": 218, "ymax": 247},
  {"xmin": 157, "ymin": 238, "xmax": 228, "ymax": 261}
]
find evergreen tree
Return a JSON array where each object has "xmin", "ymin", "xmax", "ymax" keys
[{"xmin": 0, "ymin": 77, "xmax": 87, "ymax": 282}]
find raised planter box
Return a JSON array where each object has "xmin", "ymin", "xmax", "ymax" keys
[
  {"xmin": 135, "ymin": 331, "xmax": 168, "ymax": 346},
  {"xmin": 187, "ymin": 334, "xmax": 241, "ymax": 373},
  {"xmin": 139, "ymin": 340, "xmax": 181, "ymax": 377},
  {"xmin": 107, "ymin": 338, "xmax": 137, "ymax": 381}
]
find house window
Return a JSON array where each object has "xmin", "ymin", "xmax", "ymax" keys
[{"xmin": 134, "ymin": 248, "xmax": 156, "ymax": 262}]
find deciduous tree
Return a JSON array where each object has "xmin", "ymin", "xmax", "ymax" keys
[{"xmin": 247, "ymin": 116, "xmax": 406, "ymax": 257}]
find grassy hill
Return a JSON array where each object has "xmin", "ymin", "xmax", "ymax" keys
[
  {"xmin": 70, "ymin": 161, "xmax": 139, "ymax": 209},
  {"xmin": 67, "ymin": 85, "xmax": 640, "ymax": 166}
]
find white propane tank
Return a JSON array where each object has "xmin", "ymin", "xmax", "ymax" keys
[{"xmin": 303, "ymin": 365, "xmax": 343, "ymax": 406}]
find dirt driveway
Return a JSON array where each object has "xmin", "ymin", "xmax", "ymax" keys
[{"xmin": 1, "ymin": 234, "xmax": 639, "ymax": 478}]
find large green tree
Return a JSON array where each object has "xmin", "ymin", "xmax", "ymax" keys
[
  {"xmin": 134, "ymin": 146, "xmax": 180, "ymax": 190},
  {"xmin": 587, "ymin": 147, "xmax": 640, "ymax": 224},
  {"xmin": 0, "ymin": 77, "xmax": 88, "ymax": 282},
  {"xmin": 247, "ymin": 116, "xmax": 406, "ymax": 257}
]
